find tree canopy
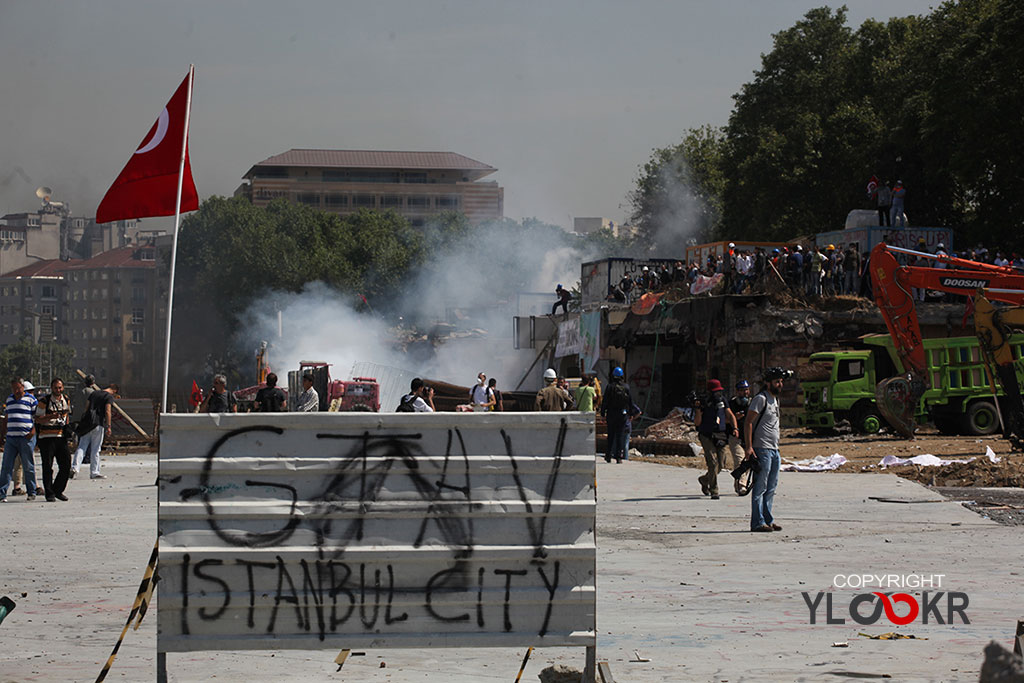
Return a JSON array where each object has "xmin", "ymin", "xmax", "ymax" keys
[{"xmin": 631, "ymin": 0, "xmax": 1024, "ymax": 245}]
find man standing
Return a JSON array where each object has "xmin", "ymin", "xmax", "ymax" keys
[
  {"xmin": 487, "ymin": 377, "xmax": 503, "ymax": 411},
  {"xmin": 599, "ymin": 367, "xmax": 632, "ymax": 463},
  {"xmin": 744, "ymin": 367, "xmax": 789, "ymax": 532},
  {"xmin": 891, "ymin": 180, "xmax": 907, "ymax": 227},
  {"xmin": 296, "ymin": 373, "xmax": 319, "ymax": 412},
  {"xmin": 876, "ymin": 180, "xmax": 892, "ymax": 227},
  {"xmin": 36, "ymin": 378, "xmax": 72, "ymax": 502},
  {"xmin": 469, "ymin": 372, "xmax": 492, "ymax": 412},
  {"xmin": 253, "ymin": 373, "xmax": 287, "ymax": 412},
  {"xmin": 72, "ymin": 382, "xmax": 116, "ymax": 480},
  {"xmin": 397, "ymin": 378, "xmax": 435, "ymax": 412},
  {"xmin": 695, "ymin": 379, "xmax": 738, "ymax": 500},
  {"xmin": 199, "ymin": 374, "xmax": 238, "ymax": 413},
  {"xmin": 0, "ymin": 377, "xmax": 39, "ymax": 502},
  {"xmin": 535, "ymin": 368, "xmax": 569, "ymax": 411},
  {"xmin": 728, "ymin": 380, "xmax": 752, "ymax": 495}
]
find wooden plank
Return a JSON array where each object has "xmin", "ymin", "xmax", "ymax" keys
[
  {"xmin": 75, "ymin": 369, "xmax": 149, "ymax": 438},
  {"xmin": 598, "ymin": 661, "xmax": 616, "ymax": 683}
]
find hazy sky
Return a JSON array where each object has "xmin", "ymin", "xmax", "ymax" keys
[{"xmin": 0, "ymin": 1, "xmax": 937, "ymax": 230}]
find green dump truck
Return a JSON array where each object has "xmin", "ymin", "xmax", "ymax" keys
[{"xmin": 799, "ymin": 333, "xmax": 1024, "ymax": 435}]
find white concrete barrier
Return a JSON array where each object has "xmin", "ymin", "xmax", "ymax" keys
[{"xmin": 158, "ymin": 412, "xmax": 596, "ymax": 652}]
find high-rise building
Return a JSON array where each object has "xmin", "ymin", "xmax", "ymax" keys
[{"xmin": 236, "ymin": 149, "xmax": 504, "ymax": 225}]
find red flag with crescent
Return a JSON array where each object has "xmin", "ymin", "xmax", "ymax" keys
[
  {"xmin": 866, "ymin": 175, "xmax": 879, "ymax": 198},
  {"xmin": 96, "ymin": 71, "xmax": 198, "ymax": 223},
  {"xmin": 189, "ymin": 380, "xmax": 203, "ymax": 409}
]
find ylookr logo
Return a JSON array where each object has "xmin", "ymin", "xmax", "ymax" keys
[{"xmin": 803, "ymin": 575, "xmax": 969, "ymax": 626}]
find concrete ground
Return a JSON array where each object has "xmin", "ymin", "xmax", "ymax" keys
[{"xmin": 2, "ymin": 451, "xmax": 1022, "ymax": 682}]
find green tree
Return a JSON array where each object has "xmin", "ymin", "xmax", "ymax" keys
[
  {"xmin": 0, "ymin": 337, "xmax": 76, "ymax": 389},
  {"xmin": 629, "ymin": 125, "xmax": 727, "ymax": 247}
]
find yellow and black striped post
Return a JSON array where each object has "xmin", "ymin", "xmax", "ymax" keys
[{"xmin": 96, "ymin": 539, "xmax": 159, "ymax": 683}]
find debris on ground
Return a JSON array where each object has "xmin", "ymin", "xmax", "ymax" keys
[
  {"xmin": 886, "ymin": 457, "xmax": 1024, "ymax": 488},
  {"xmin": 782, "ymin": 454, "xmax": 847, "ymax": 471},
  {"xmin": 643, "ymin": 408, "xmax": 698, "ymax": 441},
  {"xmin": 880, "ymin": 453, "xmax": 975, "ymax": 467},
  {"xmin": 539, "ymin": 664, "xmax": 584, "ymax": 682},
  {"xmin": 979, "ymin": 640, "xmax": 1024, "ymax": 683},
  {"xmin": 832, "ymin": 641, "xmax": 849, "ymax": 648},
  {"xmin": 858, "ymin": 632, "xmax": 928, "ymax": 640}
]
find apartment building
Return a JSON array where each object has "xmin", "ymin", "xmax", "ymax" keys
[
  {"xmin": 0, "ymin": 245, "xmax": 166, "ymax": 394},
  {"xmin": 237, "ymin": 149, "xmax": 504, "ymax": 225}
]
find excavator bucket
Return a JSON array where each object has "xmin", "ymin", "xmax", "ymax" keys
[{"xmin": 875, "ymin": 372, "xmax": 927, "ymax": 438}]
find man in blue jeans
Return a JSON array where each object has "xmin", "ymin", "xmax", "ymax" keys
[
  {"xmin": 0, "ymin": 377, "xmax": 39, "ymax": 502},
  {"xmin": 743, "ymin": 367, "xmax": 790, "ymax": 532}
]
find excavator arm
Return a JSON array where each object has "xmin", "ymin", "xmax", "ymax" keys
[{"xmin": 869, "ymin": 242, "xmax": 1024, "ymax": 443}]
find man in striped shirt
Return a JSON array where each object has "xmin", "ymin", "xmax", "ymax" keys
[{"xmin": 0, "ymin": 377, "xmax": 39, "ymax": 502}]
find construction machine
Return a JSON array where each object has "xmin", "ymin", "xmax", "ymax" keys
[{"xmin": 869, "ymin": 243, "xmax": 1024, "ymax": 447}]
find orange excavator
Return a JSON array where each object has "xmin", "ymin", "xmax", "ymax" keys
[{"xmin": 869, "ymin": 242, "xmax": 1024, "ymax": 447}]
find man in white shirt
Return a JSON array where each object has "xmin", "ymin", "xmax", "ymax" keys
[
  {"xmin": 469, "ymin": 372, "xmax": 491, "ymax": 412},
  {"xmin": 296, "ymin": 373, "xmax": 319, "ymax": 412}
]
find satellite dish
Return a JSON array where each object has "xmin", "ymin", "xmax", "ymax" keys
[{"xmin": 35, "ymin": 186, "xmax": 52, "ymax": 201}]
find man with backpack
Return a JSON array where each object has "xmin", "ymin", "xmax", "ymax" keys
[
  {"xmin": 253, "ymin": 373, "xmax": 287, "ymax": 412},
  {"xmin": 695, "ymin": 379, "xmax": 739, "ymax": 500},
  {"xmin": 199, "ymin": 374, "xmax": 238, "ymax": 413},
  {"xmin": 599, "ymin": 367, "xmax": 633, "ymax": 463},
  {"xmin": 743, "ymin": 367, "xmax": 791, "ymax": 533},
  {"xmin": 397, "ymin": 378, "xmax": 434, "ymax": 412}
]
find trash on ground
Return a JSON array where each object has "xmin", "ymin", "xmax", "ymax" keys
[
  {"xmin": 782, "ymin": 454, "xmax": 847, "ymax": 471},
  {"xmin": 858, "ymin": 632, "xmax": 928, "ymax": 640}
]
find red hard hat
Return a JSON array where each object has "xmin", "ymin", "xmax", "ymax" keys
[{"xmin": 707, "ymin": 379, "xmax": 724, "ymax": 392}]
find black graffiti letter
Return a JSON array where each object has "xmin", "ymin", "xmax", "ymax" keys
[
  {"xmin": 425, "ymin": 565, "xmax": 472, "ymax": 623},
  {"xmin": 181, "ymin": 553, "xmax": 191, "ymax": 635},
  {"xmin": 236, "ymin": 559, "xmax": 276, "ymax": 629},
  {"xmin": 300, "ymin": 559, "xmax": 326, "ymax": 639},
  {"xmin": 328, "ymin": 561, "xmax": 355, "ymax": 629},
  {"xmin": 476, "ymin": 567, "xmax": 485, "ymax": 628},
  {"xmin": 536, "ymin": 561, "xmax": 560, "ymax": 636},
  {"xmin": 194, "ymin": 559, "xmax": 231, "ymax": 621},
  {"xmin": 384, "ymin": 565, "xmax": 408, "ymax": 625},
  {"xmin": 493, "ymin": 569, "xmax": 528, "ymax": 632},
  {"xmin": 267, "ymin": 555, "xmax": 303, "ymax": 633}
]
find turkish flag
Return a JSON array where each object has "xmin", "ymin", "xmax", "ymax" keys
[
  {"xmin": 189, "ymin": 379, "xmax": 203, "ymax": 409},
  {"xmin": 96, "ymin": 71, "xmax": 198, "ymax": 223}
]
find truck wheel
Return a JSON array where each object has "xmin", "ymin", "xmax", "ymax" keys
[
  {"xmin": 964, "ymin": 401, "xmax": 1000, "ymax": 436},
  {"xmin": 854, "ymin": 405, "xmax": 883, "ymax": 434}
]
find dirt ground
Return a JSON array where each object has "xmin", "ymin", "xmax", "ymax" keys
[{"xmin": 633, "ymin": 426, "xmax": 1024, "ymax": 525}]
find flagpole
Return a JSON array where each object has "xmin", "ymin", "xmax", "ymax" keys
[{"xmin": 161, "ymin": 64, "xmax": 194, "ymax": 413}]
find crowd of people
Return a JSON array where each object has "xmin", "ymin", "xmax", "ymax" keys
[{"xmin": 0, "ymin": 375, "xmax": 119, "ymax": 503}]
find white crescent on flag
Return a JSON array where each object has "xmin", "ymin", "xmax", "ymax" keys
[
  {"xmin": 866, "ymin": 179, "xmax": 878, "ymax": 195},
  {"xmin": 135, "ymin": 108, "xmax": 169, "ymax": 155}
]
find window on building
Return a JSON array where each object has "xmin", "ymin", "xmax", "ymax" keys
[
  {"xmin": 25, "ymin": 286, "xmax": 32, "ymax": 298},
  {"xmin": 353, "ymin": 194, "xmax": 375, "ymax": 208},
  {"xmin": 41, "ymin": 304, "xmax": 54, "ymax": 317},
  {"xmin": 407, "ymin": 195, "xmax": 430, "ymax": 208},
  {"xmin": 381, "ymin": 195, "xmax": 402, "ymax": 208},
  {"xmin": 41, "ymin": 285, "xmax": 56, "ymax": 298},
  {"xmin": 252, "ymin": 166, "xmax": 288, "ymax": 178},
  {"xmin": 131, "ymin": 329, "xmax": 144, "ymax": 344},
  {"xmin": 296, "ymin": 192, "xmax": 321, "ymax": 206},
  {"xmin": 404, "ymin": 172, "xmax": 427, "ymax": 183},
  {"xmin": 101, "ymin": 272, "xmax": 108, "ymax": 280},
  {"xmin": 92, "ymin": 328, "xmax": 98, "ymax": 339},
  {"xmin": 139, "ymin": 248, "xmax": 155, "ymax": 261},
  {"xmin": 132, "ymin": 308, "xmax": 145, "ymax": 324},
  {"xmin": 101, "ymin": 347, "xmax": 108, "ymax": 359},
  {"xmin": 132, "ymin": 287, "xmax": 146, "ymax": 303},
  {"xmin": 102, "ymin": 327, "xmax": 107, "ymax": 338},
  {"xmin": 325, "ymin": 194, "xmax": 348, "ymax": 208},
  {"xmin": 437, "ymin": 195, "xmax": 460, "ymax": 209},
  {"xmin": 11, "ymin": 287, "xmax": 17, "ymax": 296}
]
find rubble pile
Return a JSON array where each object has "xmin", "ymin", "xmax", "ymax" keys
[
  {"xmin": 643, "ymin": 409, "xmax": 698, "ymax": 441},
  {"xmin": 886, "ymin": 457, "xmax": 1024, "ymax": 488}
]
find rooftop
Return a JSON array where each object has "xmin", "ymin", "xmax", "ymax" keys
[
  {"xmin": 1, "ymin": 260, "xmax": 70, "ymax": 279},
  {"xmin": 245, "ymin": 149, "xmax": 497, "ymax": 179}
]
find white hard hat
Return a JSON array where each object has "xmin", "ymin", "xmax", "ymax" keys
[
  {"xmin": 937, "ymin": 243, "xmax": 945, "ymax": 249},
  {"xmin": 543, "ymin": 368, "xmax": 557, "ymax": 380},
  {"xmin": 728, "ymin": 242, "xmax": 735, "ymax": 248},
  {"xmin": 642, "ymin": 266, "xmax": 649, "ymax": 272},
  {"xmin": 22, "ymin": 380, "xmax": 34, "ymax": 391}
]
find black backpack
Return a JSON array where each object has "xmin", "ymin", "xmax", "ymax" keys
[
  {"xmin": 396, "ymin": 393, "xmax": 417, "ymax": 412},
  {"xmin": 605, "ymin": 381, "xmax": 630, "ymax": 415}
]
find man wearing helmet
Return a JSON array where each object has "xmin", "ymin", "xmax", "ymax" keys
[
  {"xmin": 744, "ymin": 367, "xmax": 789, "ymax": 532},
  {"xmin": 535, "ymin": 368, "xmax": 570, "ymax": 411},
  {"xmin": 728, "ymin": 380, "xmax": 752, "ymax": 494},
  {"xmin": 600, "ymin": 366, "xmax": 633, "ymax": 463}
]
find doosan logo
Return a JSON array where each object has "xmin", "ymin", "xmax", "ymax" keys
[{"xmin": 939, "ymin": 276, "xmax": 989, "ymax": 289}]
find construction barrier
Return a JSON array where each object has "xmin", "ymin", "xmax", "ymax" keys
[{"xmin": 157, "ymin": 412, "xmax": 597, "ymax": 656}]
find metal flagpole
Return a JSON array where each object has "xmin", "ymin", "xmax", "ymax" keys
[{"xmin": 160, "ymin": 64, "xmax": 194, "ymax": 413}]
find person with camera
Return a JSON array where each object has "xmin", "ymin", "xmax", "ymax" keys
[
  {"xmin": 695, "ymin": 379, "xmax": 738, "ymax": 500},
  {"xmin": 36, "ymin": 378, "xmax": 72, "ymax": 501},
  {"xmin": 743, "ymin": 367, "xmax": 789, "ymax": 532},
  {"xmin": 728, "ymin": 380, "xmax": 752, "ymax": 495},
  {"xmin": 397, "ymin": 378, "xmax": 435, "ymax": 412}
]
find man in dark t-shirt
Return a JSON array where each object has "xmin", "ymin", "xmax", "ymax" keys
[{"xmin": 253, "ymin": 372, "xmax": 287, "ymax": 412}]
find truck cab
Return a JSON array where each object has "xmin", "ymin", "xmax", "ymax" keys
[{"xmin": 799, "ymin": 349, "xmax": 888, "ymax": 433}]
